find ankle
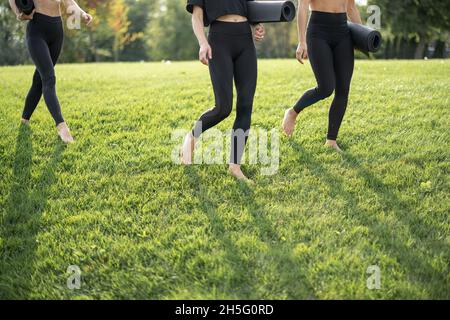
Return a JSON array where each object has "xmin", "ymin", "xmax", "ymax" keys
[
  {"xmin": 229, "ymin": 163, "xmax": 240, "ymax": 170},
  {"xmin": 57, "ymin": 122, "xmax": 67, "ymax": 129},
  {"xmin": 289, "ymin": 108, "xmax": 299, "ymax": 116},
  {"xmin": 228, "ymin": 164, "xmax": 253, "ymax": 183}
]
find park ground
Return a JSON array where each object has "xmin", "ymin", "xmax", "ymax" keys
[{"xmin": 0, "ymin": 59, "xmax": 449, "ymax": 299}]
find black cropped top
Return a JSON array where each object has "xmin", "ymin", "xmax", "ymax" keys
[{"xmin": 186, "ymin": 0, "xmax": 254, "ymax": 27}]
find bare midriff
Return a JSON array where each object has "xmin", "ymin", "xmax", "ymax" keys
[
  {"xmin": 310, "ymin": 0, "xmax": 349, "ymax": 13},
  {"xmin": 216, "ymin": 14, "xmax": 248, "ymax": 23},
  {"xmin": 34, "ymin": 0, "xmax": 61, "ymax": 17}
]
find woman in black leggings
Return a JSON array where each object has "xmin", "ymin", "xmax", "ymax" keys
[
  {"xmin": 9, "ymin": 0, "xmax": 92, "ymax": 143},
  {"xmin": 283, "ymin": 0, "xmax": 362, "ymax": 152},
  {"xmin": 181, "ymin": 0, "xmax": 265, "ymax": 182}
]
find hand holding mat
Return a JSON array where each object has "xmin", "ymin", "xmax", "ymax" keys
[
  {"xmin": 348, "ymin": 22, "xmax": 382, "ymax": 54},
  {"xmin": 248, "ymin": 1, "xmax": 296, "ymax": 24},
  {"xmin": 15, "ymin": 0, "xmax": 35, "ymax": 15}
]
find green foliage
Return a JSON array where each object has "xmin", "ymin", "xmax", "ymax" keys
[
  {"xmin": 371, "ymin": 0, "xmax": 450, "ymax": 36},
  {"xmin": 257, "ymin": 22, "xmax": 297, "ymax": 58},
  {"xmin": 120, "ymin": 0, "xmax": 155, "ymax": 61},
  {"xmin": 0, "ymin": 60, "xmax": 448, "ymax": 299},
  {"xmin": 1, "ymin": 1, "xmax": 449, "ymax": 65},
  {"xmin": 0, "ymin": 6, "xmax": 28, "ymax": 65},
  {"xmin": 147, "ymin": 0, "xmax": 198, "ymax": 61},
  {"xmin": 369, "ymin": 0, "xmax": 450, "ymax": 58}
]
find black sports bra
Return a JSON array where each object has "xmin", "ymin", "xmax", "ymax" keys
[{"xmin": 186, "ymin": 0, "xmax": 254, "ymax": 27}]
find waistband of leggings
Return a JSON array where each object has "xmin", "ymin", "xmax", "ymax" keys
[
  {"xmin": 33, "ymin": 12, "xmax": 62, "ymax": 24},
  {"xmin": 209, "ymin": 20, "xmax": 252, "ymax": 35},
  {"xmin": 309, "ymin": 11, "xmax": 348, "ymax": 26}
]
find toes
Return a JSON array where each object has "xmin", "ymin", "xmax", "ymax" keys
[{"xmin": 284, "ymin": 129, "xmax": 293, "ymax": 138}]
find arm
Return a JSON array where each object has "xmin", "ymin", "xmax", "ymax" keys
[
  {"xmin": 62, "ymin": 0, "xmax": 93, "ymax": 25},
  {"xmin": 248, "ymin": 0, "xmax": 265, "ymax": 42},
  {"xmin": 191, "ymin": 6, "xmax": 211, "ymax": 65},
  {"xmin": 8, "ymin": 0, "xmax": 19, "ymax": 16},
  {"xmin": 347, "ymin": 0, "xmax": 363, "ymax": 24},
  {"xmin": 296, "ymin": 0, "xmax": 310, "ymax": 64}
]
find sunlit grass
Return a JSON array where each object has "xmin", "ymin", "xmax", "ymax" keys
[{"xmin": 0, "ymin": 59, "xmax": 448, "ymax": 299}]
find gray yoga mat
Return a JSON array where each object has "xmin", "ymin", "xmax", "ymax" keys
[
  {"xmin": 248, "ymin": 1, "xmax": 296, "ymax": 24},
  {"xmin": 348, "ymin": 22, "xmax": 382, "ymax": 54}
]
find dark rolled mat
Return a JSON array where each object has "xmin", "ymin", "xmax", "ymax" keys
[
  {"xmin": 15, "ymin": 0, "xmax": 35, "ymax": 15},
  {"xmin": 248, "ymin": 1, "xmax": 296, "ymax": 24},
  {"xmin": 348, "ymin": 22, "xmax": 382, "ymax": 54}
]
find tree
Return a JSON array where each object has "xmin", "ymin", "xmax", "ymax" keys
[
  {"xmin": 0, "ymin": 4, "xmax": 29, "ymax": 65},
  {"xmin": 257, "ymin": 20, "xmax": 297, "ymax": 59},
  {"xmin": 120, "ymin": 0, "xmax": 154, "ymax": 61},
  {"xmin": 62, "ymin": 0, "xmax": 111, "ymax": 62},
  {"xmin": 147, "ymin": 0, "xmax": 199, "ymax": 61},
  {"xmin": 108, "ymin": 0, "xmax": 132, "ymax": 62},
  {"xmin": 369, "ymin": 0, "xmax": 450, "ymax": 58}
]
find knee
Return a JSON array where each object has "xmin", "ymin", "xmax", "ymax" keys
[
  {"xmin": 334, "ymin": 94, "xmax": 349, "ymax": 104},
  {"xmin": 236, "ymin": 93, "xmax": 254, "ymax": 114},
  {"xmin": 335, "ymin": 87, "xmax": 350, "ymax": 100},
  {"xmin": 215, "ymin": 103, "xmax": 232, "ymax": 121},
  {"xmin": 317, "ymin": 85, "xmax": 335, "ymax": 99},
  {"xmin": 237, "ymin": 92, "xmax": 254, "ymax": 107},
  {"xmin": 41, "ymin": 75, "xmax": 56, "ymax": 92}
]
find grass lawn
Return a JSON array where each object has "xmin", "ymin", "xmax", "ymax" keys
[{"xmin": 0, "ymin": 59, "xmax": 448, "ymax": 299}]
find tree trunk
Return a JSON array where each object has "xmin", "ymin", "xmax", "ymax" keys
[
  {"xmin": 433, "ymin": 40, "xmax": 445, "ymax": 59},
  {"xmin": 114, "ymin": 40, "xmax": 119, "ymax": 62},
  {"xmin": 393, "ymin": 35, "xmax": 402, "ymax": 59},
  {"xmin": 415, "ymin": 37, "xmax": 426, "ymax": 59},
  {"xmin": 88, "ymin": 30, "xmax": 98, "ymax": 62},
  {"xmin": 384, "ymin": 38, "xmax": 390, "ymax": 59}
]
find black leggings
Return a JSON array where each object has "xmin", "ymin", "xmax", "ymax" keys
[
  {"xmin": 293, "ymin": 11, "xmax": 354, "ymax": 141},
  {"xmin": 192, "ymin": 21, "xmax": 257, "ymax": 165},
  {"xmin": 23, "ymin": 13, "xmax": 64, "ymax": 125}
]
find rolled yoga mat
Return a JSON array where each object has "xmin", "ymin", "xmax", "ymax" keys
[
  {"xmin": 247, "ymin": 1, "xmax": 296, "ymax": 24},
  {"xmin": 15, "ymin": 0, "xmax": 35, "ymax": 15},
  {"xmin": 348, "ymin": 22, "xmax": 382, "ymax": 54}
]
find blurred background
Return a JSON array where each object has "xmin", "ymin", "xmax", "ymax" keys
[{"xmin": 0, "ymin": 0, "xmax": 449, "ymax": 65}]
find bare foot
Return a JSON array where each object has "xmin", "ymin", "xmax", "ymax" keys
[
  {"xmin": 325, "ymin": 140, "xmax": 343, "ymax": 153},
  {"xmin": 57, "ymin": 122, "xmax": 74, "ymax": 144},
  {"xmin": 282, "ymin": 108, "xmax": 298, "ymax": 137},
  {"xmin": 229, "ymin": 164, "xmax": 253, "ymax": 184},
  {"xmin": 181, "ymin": 132, "xmax": 196, "ymax": 165},
  {"xmin": 21, "ymin": 118, "xmax": 30, "ymax": 126}
]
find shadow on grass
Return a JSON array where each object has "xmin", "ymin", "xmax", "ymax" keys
[
  {"xmin": 237, "ymin": 181, "xmax": 316, "ymax": 299},
  {"xmin": 184, "ymin": 165, "xmax": 314, "ymax": 299},
  {"xmin": 184, "ymin": 166, "xmax": 257, "ymax": 297},
  {"xmin": 0, "ymin": 125, "xmax": 65, "ymax": 298},
  {"xmin": 290, "ymin": 140, "xmax": 449, "ymax": 297}
]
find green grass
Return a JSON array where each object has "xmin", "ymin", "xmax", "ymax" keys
[{"xmin": 0, "ymin": 59, "xmax": 449, "ymax": 299}]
